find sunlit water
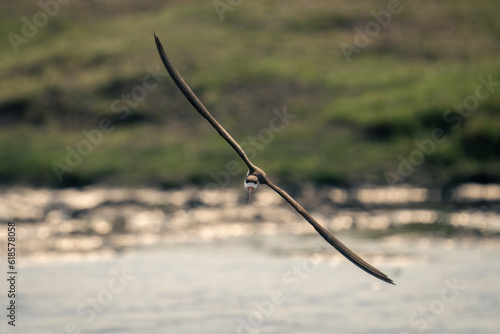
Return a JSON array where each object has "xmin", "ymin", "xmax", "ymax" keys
[{"xmin": 0, "ymin": 184, "xmax": 499, "ymax": 333}]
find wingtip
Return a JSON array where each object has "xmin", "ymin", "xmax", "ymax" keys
[
  {"xmin": 154, "ymin": 33, "xmax": 165, "ymax": 50},
  {"xmin": 374, "ymin": 272, "xmax": 395, "ymax": 285},
  {"xmin": 379, "ymin": 274, "xmax": 395, "ymax": 285},
  {"xmin": 385, "ymin": 278, "xmax": 396, "ymax": 286}
]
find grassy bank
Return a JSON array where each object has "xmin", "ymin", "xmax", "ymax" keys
[{"xmin": 1, "ymin": 1, "xmax": 500, "ymax": 188}]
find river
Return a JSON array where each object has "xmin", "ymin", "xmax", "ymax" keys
[{"xmin": 0, "ymin": 184, "xmax": 499, "ymax": 333}]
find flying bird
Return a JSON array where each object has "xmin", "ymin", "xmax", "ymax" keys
[{"xmin": 154, "ymin": 34, "xmax": 394, "ymax": 285}]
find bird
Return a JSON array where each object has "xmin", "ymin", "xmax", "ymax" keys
[{"xmin": 154, "ymin": 34, "xmax": 394, "ymax": 285}]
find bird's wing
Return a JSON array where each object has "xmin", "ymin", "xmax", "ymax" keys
[
  {"xmin": 154, "ymin": 34, "xmax": 255, "ymax": 170},
  {"xmin": 264, "ymin": 177, "xmax": 394, "ymax": 285}
]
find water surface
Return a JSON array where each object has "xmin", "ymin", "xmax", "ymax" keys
[{"xmin": 0, "ymin": 184, "xmax": 499, "ymax": 333}]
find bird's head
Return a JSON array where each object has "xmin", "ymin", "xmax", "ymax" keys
[{"xmin": 244, "ymin": 172, "xmax": 260, "ymax": 204}]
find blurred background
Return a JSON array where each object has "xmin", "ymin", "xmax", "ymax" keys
[{"xmin": 0, "ymin": 1, "xmax": 499, "ymax": 333}]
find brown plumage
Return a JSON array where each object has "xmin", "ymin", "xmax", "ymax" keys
[{"xmin": 154, "ymin": 34, "xmax": 394, "ymax": 285}]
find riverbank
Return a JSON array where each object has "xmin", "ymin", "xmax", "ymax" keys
[{"xmin": 1, "ymin": 1, "xmax": 500, "ymax": 188}]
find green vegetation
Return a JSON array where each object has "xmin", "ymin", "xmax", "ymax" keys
[{"xmin": 1, "ymin": 0, "xmax": 499, "ymax": 188}]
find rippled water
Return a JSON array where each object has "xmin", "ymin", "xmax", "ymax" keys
[
  {"xmin": 0, "ymin": 184, "xmax": 499, "ymax": 333},
  {"xmin": 1, "ymin": 184, "xmax": 499, "ymax": 260}
]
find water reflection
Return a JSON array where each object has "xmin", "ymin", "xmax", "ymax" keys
[
  {"xmin": 0, "ymin": 183, "xmax": 499, "ymax": 262},
  {"xmin": 453, "ymin": 183, "xmax": 500, "ymax": 201},
  {"xmin": 356, "ymin": 186, "xmax": 429, "ymax": 204}
]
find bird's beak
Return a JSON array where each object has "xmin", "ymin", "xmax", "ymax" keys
[{"xmin": 248, "ymin": 187, "xmax": 254, "ymax": 205}]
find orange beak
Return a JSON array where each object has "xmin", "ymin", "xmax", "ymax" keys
[{"xmin": 248, "ymin": 187, "xmax": 254, "ymax": 205}]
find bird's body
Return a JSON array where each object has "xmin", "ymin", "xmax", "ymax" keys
[
  {"xmin": 154, "ymin": 34, "xmax": 394, "ymax": 285},
  {"xmin": 244, "ymin": 169, "xmax": 264, "ymax": 204}
]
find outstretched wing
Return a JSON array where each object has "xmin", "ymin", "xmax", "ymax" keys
[
  {"xmin": 154, "ymin": 34, "xmax": 255, "ymax": 170},
  {"xmin": 264, "ymin": 177, "xmax": 394, "ymax": 284}
]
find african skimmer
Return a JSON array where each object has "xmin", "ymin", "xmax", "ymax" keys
[{"xmin": 154, "ymin": 34, "xmax": 394, "ymax": 285}]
